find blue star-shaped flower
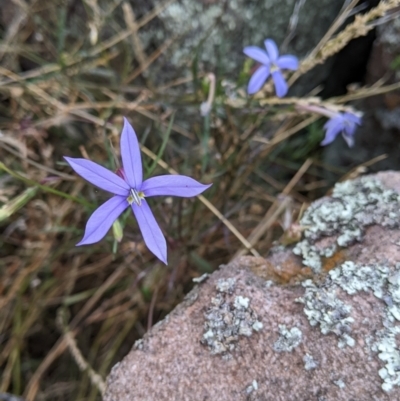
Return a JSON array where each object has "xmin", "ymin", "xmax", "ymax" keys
[
  {"xmin": 64, "ymin": 118, "xmax": 212, "ymax": 264},
  {"xmin": 243, "ymin": 39, "xmax": 298, "ymax": 97},
  {"xmin": 321, "ymin": 112, "xmax": 362, "ymax": 147}
]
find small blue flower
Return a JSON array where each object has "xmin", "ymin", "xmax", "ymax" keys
[
  {"xmin": 321, "ymin": 112, "xmax": 362, "ymax": 147},
  {"xmin": 64, "ymin": 118, "xmax": 212, "ymax": 264},
  {"xmin": 243, "ymin": 39, "xmax": 298, "ymax": 97}
]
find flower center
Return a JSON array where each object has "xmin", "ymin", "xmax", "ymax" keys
[
  {"xmin": 127, "ymin": 188, "xmax": 145, "ymax": 206},
  {"xmin": 270, "ymin": 63, "xmax": 279, "ymax": 73}
]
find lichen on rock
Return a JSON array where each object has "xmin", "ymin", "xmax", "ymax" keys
[
  {"xmin": 297, "ymin": 279, "xmax": 355, "ymax": 348},
  {"xmin": 273, "ymin": 325, "xmax": 302, "ymax": 352},
  {"xmin": 333, "ymin": 261, "xmax": 400, "ymax": 392},
  {"xmin": 303, "ymin": 353, "xmax": 318, "ymax": 370},
  {"xmin": 201, "ymin": 279, "xmax": 262, "ymax": 356},
  {"xmin": 245, "ymin": 379, "xmax": 258, "ymax": 395},
  {"xmin": 293, "ymin": 177, "xmax": 400, "ymax": 273},
  {"xmin": 104, "ymin": 173, "xmax": 400, "ymax": 401},
  {"xmin": 292, "ymin": 175, "xmax": 400, "ymax": 392},
  {"xmin": 300, "ymin": 258, "xmax": 400, "ymax": 392},
  {"xmin": 215, "ymin": 277, "xmax": 236, "ymax": 294},
  {"xmin": 329, "ymin": 260, "xmax": 389, "ymax": 298},
  {"xmin": 376, "ymin": 325, "xmax": 400, "ymax": 392}
]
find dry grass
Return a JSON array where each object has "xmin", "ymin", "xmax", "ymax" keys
[{"xmin": 0, "ymin": 1, "xmax": 399, "ymax": 400}]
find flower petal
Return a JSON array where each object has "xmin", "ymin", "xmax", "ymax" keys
[
  {"xmin": 64, "ymin": 157, "xmax": 130, "ymax": 196},
  {"xmin": 77, "ymin": 196, "xmax": 129, "ymax": 245},
  {"xmin": 321, "ymin": 120, "xmax": 343, "ymax": 146},
  {"xmin": 120, "ymin": 117, "xmax": 143, "ymax": 189},
  {"xmin": 264, "ymin": 39, "xmax": 279, "ymax": 62},
  {"xmin": 276, "ymin": 55, "xmax": 299, "ymax": 71},
  {"xmin": 243, "ymin": 46, "xmax": 270, "ymax": 65},
  {"xmin": 343, "ymin": 112, "xmax": 362, "ymax": 125},
  {"xmin": 141, "ymin": 175, "xmax": 212, "ymax": 197},
  {"xmin": 342, "ymin": 133, "xmax": 355, "ymax": 148},
  {"xmin": 132, "ymin": 200, "xmax": 167, "ymax": 264},
  {"xmin": 343, "ymin": 122, "xmax": 357, "ymax": 137},
  {"xmin": 324, "ymin": 116, "xmax": 343, "ymax": 131},
  {"xmin": 247, "ymin": 65, "xmax": 270, "ymax": 95},
  {"xmin": 271, "ymin": 70, "xmax": 288, "ymax": 98}
]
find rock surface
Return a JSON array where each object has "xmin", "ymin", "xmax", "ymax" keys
[
  {"xmin": 140, "ymin": 0, "xmax": 344, "ymax": 89},
  {"xmin": 104, "ymin": 171, "xmax": 400, "ymax": 400}
]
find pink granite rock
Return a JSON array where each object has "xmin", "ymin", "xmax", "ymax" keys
[{"xmin": 105, "ymin": 172, "xmax": 400, "ymax": 400}]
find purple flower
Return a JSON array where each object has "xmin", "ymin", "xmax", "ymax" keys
[
  {"xmin": 64, "ymin": 118, "xmax": 212, "ymax": 264},
  {"xmin": 243, "ymin": 39, "xmax": 298, "ymax": 97},
  {"xmin": 321, "ymin": 112, "xmax": 362, "ymax": 147}
]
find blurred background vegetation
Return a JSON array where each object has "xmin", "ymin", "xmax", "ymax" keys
[{"xmin": 0, "ymin": 0, "xmax": 399, "ymax": 400}]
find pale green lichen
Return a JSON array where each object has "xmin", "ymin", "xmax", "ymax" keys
[
  {"xmin": 281, "ymin": 177, "xmax": 400, "ymax": 390},
  {"xmin": 302, "ymin": 259, "xmax": 400, "ymax": 392},
  {"xmin": 273, "ymin": 325, "xmax": 302, "ymax": 352},
  {"xmin": 332, "ymin": 261, "xmax": 400, "ymax": 325},
  {"xmin": 216, "ymin": 277, "xmax": 236, "ymax": 294},
  {"xmin": 297, "ymin": 279, "xmax": 355, "ymax": 348},
  {"xmin": 330, "ymin": 262, "xmax": 400, "ymax": 391},
  {"xmin": 252, "ymin": 321, "xmax": 264, "ymax": 332},
  {"xmin": 333, "ymin": 379, "xmax": 346, "ymax": 389},
  {"xmin": 293, "ymin": 178, "xmax": 400, "ymax": 273},
  {"xmin": 201, "ymin": 280, "xmax": 262, "ymax": 356},
  {"xmin": 245, "ymin": 380, "xmax": 258, "ymax": 395},
  {"xmin": 376, "ymin": 325, "xmax": 400, "ymax": 392},
  {"xmin": 234, "ymin": 295, "xmax": 250, "ymax": 309},
  {"xmin": 328, "ymin": 261, "xmax": 389, "ymax": 299},
  {"xmin": 303, "ymin": 353, "xmax": 318, "ymax": 370}
]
